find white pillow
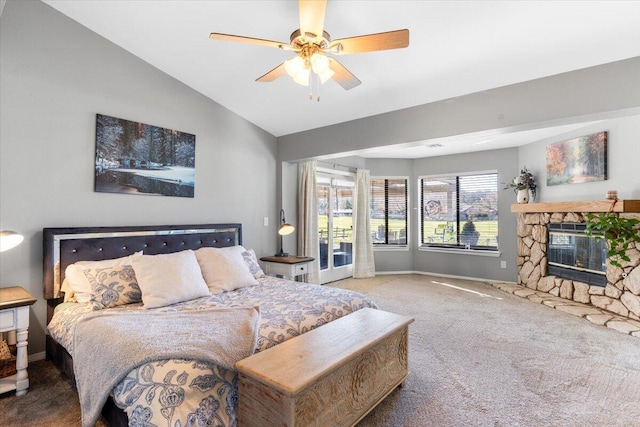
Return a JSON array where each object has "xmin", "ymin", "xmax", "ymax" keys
[
  {"xmin": 64, "ymin": 252, "xmax": 142, "ymax": 303},
  {"xmin": 131, "ymin": 250, "xmax": 210, "ymax": 309},
  {"xmin": 195, "ymin": 246, "xmax": 259, "ymax": 294},
  {"xmin": 61, "ymin": 279, "xmax": 77, "ymax": 303}
]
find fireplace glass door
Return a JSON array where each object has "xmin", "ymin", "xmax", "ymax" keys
[{"xmin": 547, "ymin": 223, "xmax": 607, "ymax": 286}]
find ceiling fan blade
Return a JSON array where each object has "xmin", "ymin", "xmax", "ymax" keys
[
  {"xmin": 256, "ymin": 63, "xmax": 287, "ymax": 82},
  {"xmin": 209, "ymin": 32, "xmax": 288, "ymax": 50},
  {"xmin": 328, "ymin": 58, "xmax": 361, "ymax": 90},
  {"xmin": 299, "ymin": 0, "xmax": 327, "ymax": 38},
  {"xmin": 330, "ymin": 29, "xmax": 409, "ymax": 54}
]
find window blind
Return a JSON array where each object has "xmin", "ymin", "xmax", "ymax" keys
[
  {"xmin": 370, "ymin": 178, "xmax": 408, "ymax": 245},
  {"xmin": 420, "ymin": 172, "xmax": 498, "ymax": 250}
]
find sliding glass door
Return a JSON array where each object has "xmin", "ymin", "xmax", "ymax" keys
[{"xmin": 317, "ymin": 174, "xmax": 354, "ymax": 284}]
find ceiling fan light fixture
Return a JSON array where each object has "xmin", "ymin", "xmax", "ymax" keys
[
  {"xmin": 292, "ymin": 69, "xmax": 311, "ymax": 86},
  {"xmin": 310, "ymin": 52, "xmax": 330, "ymax": 74},
  {"xmin": 210, "ymin": 1, "xmax": 409, "ymax": 96},
  {"xmin": 284, "ymin": 56, "xmax": 310, "ymax": 86},
  {"xmin": 310, "ymin": 52, "xmax": 334, "ymax": 83}
]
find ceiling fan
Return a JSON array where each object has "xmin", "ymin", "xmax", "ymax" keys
[{"xmin": 209, "ymin": 0, "xmax": 409, "ymax": 99}]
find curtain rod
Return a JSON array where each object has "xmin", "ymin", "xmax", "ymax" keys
[{"xmin": 317, "ymin": 162, "xmax": 357, "ymax": 174}]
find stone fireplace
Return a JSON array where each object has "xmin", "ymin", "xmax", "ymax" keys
[{"xmin": 512, "ymin": 200, "xmax": 640, "ymax": 321}]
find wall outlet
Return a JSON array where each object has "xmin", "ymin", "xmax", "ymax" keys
[
  {"xmin": 500, "ymin": 261, "xmax": 507, "ymax": 269},
  {"xmin": 263, "ymin": 217, "xmax": 269, "ymax": 227}
]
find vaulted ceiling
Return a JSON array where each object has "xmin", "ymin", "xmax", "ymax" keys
[{"xmin": 42, "ymin": 1, "xmax": 640, "ymax": 157}]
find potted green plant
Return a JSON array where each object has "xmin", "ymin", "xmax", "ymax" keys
[
  {"xmin": 503, "ymin": 167, "xmax": 537, "ymax": 203},
  {"xmin": 461, "ymin": 219, "xmax": 480, "ymax": 247},
  {"xmin": 586, "ymin": 211, "xmax": 640, "ymax": 268}
]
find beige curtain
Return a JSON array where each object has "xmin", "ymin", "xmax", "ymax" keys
[
  {"xmin": 353, "ymin": 169, "xmax": 375, "ymax": 278},
  {"xmin": 297, "ymin": 161, "xmax": 320, "ymax": 284}
]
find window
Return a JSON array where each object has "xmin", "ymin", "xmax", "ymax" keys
[
  {"xmin": 420, "ymin": 172, "xmax": 498, "ymax": 250},
  {"xmin": 317, "ymin": 175, "xmax": 354, "ymax": 273},
  {"xmin": 370, "ymin": 178, "xmax": 408, "ymax": 246}
]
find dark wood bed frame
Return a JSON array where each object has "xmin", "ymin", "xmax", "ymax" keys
[{"xmin": 43, "ymin": 223, "xmax": 243, "ymax": 426}]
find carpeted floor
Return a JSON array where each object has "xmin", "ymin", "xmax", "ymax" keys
[
  {"xmin": 335, "ymin": 274, "xmax": 640, "ymax": 427},
  {"xmin": 2, "ymin": 274, "xmax": 640, "ymax": 426},
  {"xmin": 0, "ymin": 359, "xmax": 107, "ymax": 427}
]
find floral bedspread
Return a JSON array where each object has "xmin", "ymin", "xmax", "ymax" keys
[{"xmin": 47, "ymin": 276, "xmax": 377, "ymax": 427}]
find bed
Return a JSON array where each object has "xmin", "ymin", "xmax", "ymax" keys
[{"xmin": 43, "ymin": 224, "xmax": 378, "ymax": 427}]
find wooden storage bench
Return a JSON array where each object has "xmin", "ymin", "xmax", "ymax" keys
[{"xmin": 235, "ymin": 308, "xmax": 414, "ymax": 427}]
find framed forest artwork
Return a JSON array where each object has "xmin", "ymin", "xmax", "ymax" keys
[
  {"xmin": 94, "ymin": 114, "xmax": 196, "ymax": 198},
  {"xmin": 546, "ymin": 131, "xmax": 607, "ymax": 186}
]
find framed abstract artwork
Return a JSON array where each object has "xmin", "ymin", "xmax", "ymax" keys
[
  {"xmin": 94, "ymin": 114, "xmax": 196, "ymax": 197},
  {"xmin": 546, "ymin": 131, "xmax": 607, "ymax": 186}
]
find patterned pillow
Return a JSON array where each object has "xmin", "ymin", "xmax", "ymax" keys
[
  {"xmin": 84, "ymin": 265, "xmax": 142, "ymax": 311},
  {"xmin": 242, "ymin": 249, "xmax": 265, "ymax": 278},
  {"xmin": 65, "ymin": 251, "xmax": 143, "ymax": 303}
]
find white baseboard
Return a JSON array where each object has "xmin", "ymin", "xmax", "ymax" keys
[
  {"xmin": 375, "ymin": 270, "xmax": 517, "ymax": 285},
  {"xmin": 28, "ymin": 351, "xmax": 46, "ymax": 363},
  {"xmin": 375, "ymin": 270, "xmax": 416, "ymax": 276}
]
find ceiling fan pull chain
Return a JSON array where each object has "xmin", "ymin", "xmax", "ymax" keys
[{"xmin": 316, "ymin": 73, "xmax": 321, "ymax": 102}]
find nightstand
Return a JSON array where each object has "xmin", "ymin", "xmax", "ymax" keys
[
  {"xmin": 260, "ymin": 256, "xmax": 314, "ymax": 281},
  {"xmin": 0, "ymin": 286, "xmax": 36, "ymax": 396}
]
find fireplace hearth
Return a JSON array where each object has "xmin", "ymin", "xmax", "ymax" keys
[{"xmin": 512, "ymin": 199, "xmax": 640, "ymax": 322}]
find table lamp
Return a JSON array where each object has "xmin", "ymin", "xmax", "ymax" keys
[
  {"xmin": 275, "ymin": 209, "xmax": 295, "ymax": 257},
  {"xmin": 0, "ymin": 230, "xmax": 24, "ymax": 252}
]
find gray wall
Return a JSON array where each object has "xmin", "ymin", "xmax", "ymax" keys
[
  {"xmin": 278, "ymin": 57, "xmax": 640, "ymax": 162},
  {"xmin": 362, "ymin": 151, "xmax": 519, "ymax": 281},
  {"xmin": 412, "ymin": 148, "xmax": 519, "ymax": 281},
  {"xmin": 518, "ymin": 115, "xmax": 640, "ymax": 201},
  {"xmin": 301, "ymin": 113, "xmax": 639, "ymax": 281},
  {"xmin": 278, "ymin": 58, "xmax": 640, "ymax": 283},
  {"xmin": 365, "ymin": 159, "xmax": 414, "ymax": 272},
  {"xmin": 0, "ymin": 0, "xmax": 277, "ymax": 356},
  {"xmin": 312, "ymin": 112, "xmax": 640, "ymax": 281}
]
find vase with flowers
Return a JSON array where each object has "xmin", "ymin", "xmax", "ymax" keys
[{"xmin": 504, "ymin": 167, "xmax": 537, "ymax": 203}]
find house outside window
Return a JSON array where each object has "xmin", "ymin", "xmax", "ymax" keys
[
  {"xmin": 420, "ymin": 171, "xmax": 498, "ymax": 251},
  {"xmin": 370, "ymin": 177, "xmax": 408, "ymax": 246}
]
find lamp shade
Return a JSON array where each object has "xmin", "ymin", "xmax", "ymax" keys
[
  {"xmin": 0, "ymin": 230, "xmax": 24, "ymax": 252},
  {"xmin": 284, "ymin": 56, "xmax": 310, "ymax": 86},
  {"xmin": 275, "ymin": 209, "xmax": 295, "ymax": 257},
  {"xmin": 278, "ymin": 223, "xmax": 295, "ymax": 236},
  {"xmin": 310, "ymin": 53, "xmax": 330, "ymax": 74}
]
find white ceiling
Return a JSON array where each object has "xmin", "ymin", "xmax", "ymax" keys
[
  {"xmin": 42, "ymin": 1, "xmax": 640, "ymax": 158},
  {"xmin": 359, "ymin": 121, "xmax": 602, "ymax": 158}
]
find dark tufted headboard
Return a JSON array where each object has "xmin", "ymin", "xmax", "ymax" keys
[{"xmin": 43, "ymin": 224, "xmax": 242, "ymax": 306}]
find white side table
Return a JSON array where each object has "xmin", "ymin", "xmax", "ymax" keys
[
  {"xmin": 260, "ymin": 256, "xmax": 314, "ymax": 281},
  {"xmin": 0, "ymin": 286, "xmax": 36, "ymax": 396}
]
